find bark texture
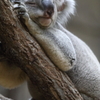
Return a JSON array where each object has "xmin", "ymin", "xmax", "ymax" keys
[{"xmin": 0, "ymin": 0, "xmax": 83, "ymax": 100}]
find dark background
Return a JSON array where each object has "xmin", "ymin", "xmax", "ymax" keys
[{"xmin": 0, "ymin": 0, "xmax": 100, "ymax": 100}]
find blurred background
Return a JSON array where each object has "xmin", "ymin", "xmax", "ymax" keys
[
  {"xmin": 67, "ymin": 0, "xmax": 100, "ymax": 60},
  {"xmin": 0, "ymin": 0, "xmax": 100, "ymax": 100}
]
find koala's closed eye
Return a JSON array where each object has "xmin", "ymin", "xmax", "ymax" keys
[{"xmin": 25, "ymin": 1, "xmax": 37, "ymax": 7}]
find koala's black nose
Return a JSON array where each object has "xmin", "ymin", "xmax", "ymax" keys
[{"xmin": 42, "ymin": 0, "xmax": 54, "ymax": 17}]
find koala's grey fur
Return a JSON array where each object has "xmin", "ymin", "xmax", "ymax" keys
[{"xmin": 0, "ymin": 0, "xmax": 100, "ymax": 100}]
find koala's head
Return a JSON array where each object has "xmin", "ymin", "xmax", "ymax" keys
[
  {"xmin": 22, "ymin": 0, "xmax": 75, "ymax": 28},
  {"xmin": 22, "ymin": 0, "xmax": 57, "ymax": 28}
]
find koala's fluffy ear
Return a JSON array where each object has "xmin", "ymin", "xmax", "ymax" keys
[
  {"xmin": 55, "ymin": 0, "xmax": 65, "ymax": 12},
  {"xmin": 56, "ymin": 0, "xmax": 75, "ymax": 12},
  {"xmin": 56, "ymin": 0, "xmax": 76, "ymax": 26}
]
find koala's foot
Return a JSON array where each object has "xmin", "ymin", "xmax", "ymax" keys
[{"xmin": 13, "ymin": 0, "xmax": 30, "ymax": 21}]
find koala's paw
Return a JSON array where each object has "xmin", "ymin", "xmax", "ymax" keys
[{"xmin": 13, "ymin": 0, "xmax": 29, "ymax": 21}]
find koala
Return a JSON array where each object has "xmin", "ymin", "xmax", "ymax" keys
[
  {"xmin": 13, "ymin": 0, "xmax": 100, "ymax": 100},
  {"xmin": 0, "ymin": 0, "xmax": 100, "ymax": 100}
]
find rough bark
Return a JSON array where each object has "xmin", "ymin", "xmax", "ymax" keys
[{"xmin": 0, "ymin": 0, "xmax": 83, "ymax": 100}]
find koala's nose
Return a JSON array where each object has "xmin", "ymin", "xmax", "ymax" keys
[{"xmin": 42, "ymin": 0, "xmax": 54, "ymax": 17}]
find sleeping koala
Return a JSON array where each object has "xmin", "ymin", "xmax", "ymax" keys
[
  {"xmin": 0, "ymin": 0, "xmax": 100, "ymax": 100},
  {"xmin": 13, "ymin": 0, "xmax": 100, "ymax": 99}
]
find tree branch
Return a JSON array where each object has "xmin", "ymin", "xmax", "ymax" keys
[{"xmin": 0, "ymin": 0, "xmax": 83, "ymax": 100}]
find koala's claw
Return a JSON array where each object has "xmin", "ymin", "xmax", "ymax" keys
[
  {"xmin": 14, "ymin": 0, "xmax": 24, "ymax": 5},
  {"xmin": 18, "ymin": 11, "xmax": 26, "ymax": 16},
  {"xmin": 14, "ymin": 1, "xmax": 20, "ymax": 4},
  {"xmin": 13, "ymin": 1, "xmax": 30, "ymax": 21}
]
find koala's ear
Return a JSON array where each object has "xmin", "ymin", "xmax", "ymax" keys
[
  {"xmin": 54, "ymin": 0, "xmax": 66, "ymax": 12},
  {"xmin": 57, "ymin": 0, "xmax": 65, "ymax": 12},
  {"xmin": 56, "ymin": 0, "xmax": 75, "ymax": 26}
]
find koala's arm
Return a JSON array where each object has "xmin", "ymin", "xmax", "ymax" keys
[
  {"xmin": 0, "ymin": 59, "xmax": 27, "ymax": 89},
  {"xmin": 14, "ymin": 2, "xmax": 76, "ymax": 71}
]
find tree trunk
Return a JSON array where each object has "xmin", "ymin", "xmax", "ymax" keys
[{"xmin": 0, "ymin": 0, "xmax": 83, "ymax": 100}]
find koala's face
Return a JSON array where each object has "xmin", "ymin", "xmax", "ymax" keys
[{"xmin": 23, "ymin": 0, "xmax": 57, "ymax": 28}]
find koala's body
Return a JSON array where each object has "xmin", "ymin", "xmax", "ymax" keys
[{"xmin": 0, "ymin": 0, "xmax": 100, "ymax": 100}]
